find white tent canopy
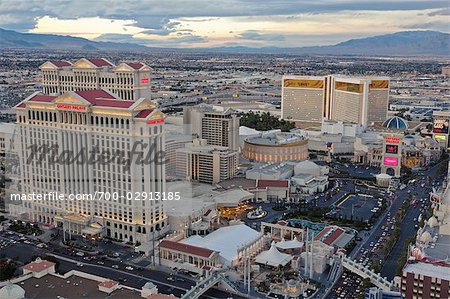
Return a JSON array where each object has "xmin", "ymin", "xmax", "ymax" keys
[
  {"xmin": 255, "ymin": 242, "xmax": 292, "ymax": 267},
  {"xmin": 275, "ymin": 238, "xmax": 304, "ymax": 250}
]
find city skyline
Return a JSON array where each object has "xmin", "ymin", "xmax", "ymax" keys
[{"xmin": 0, "ymin": 0, "xmax": 449, "ymax": 48}]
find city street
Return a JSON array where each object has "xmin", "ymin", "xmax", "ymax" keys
[{"xmin": 0, "ymin": 233, "xmax": 245, "ymax": 299}]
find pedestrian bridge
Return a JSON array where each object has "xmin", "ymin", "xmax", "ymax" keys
[
  {"xmin": 340, "ymin": 256, "xmax": 393, "ymax": 291},
  {"xmin": 181, "ymin": 271, "xmax": 243, "ymax": 299}
]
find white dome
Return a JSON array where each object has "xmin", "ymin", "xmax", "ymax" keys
[
  {"xmin": 0, "ymin": 284, "xmax": 25, "ymax": 299},
  {"xmin": 428, "ymin": 216, "xmax": 438, "ymax": 228},
  {"xmin": 420, "ymin": 231, "xmax": 432, "ymax": 243}
]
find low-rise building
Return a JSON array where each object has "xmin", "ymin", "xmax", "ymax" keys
[{"xmin": 243, "ymin": 132, "xmax": 308, "ymax": 163}]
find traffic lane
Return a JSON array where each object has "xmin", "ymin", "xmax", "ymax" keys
[
  {"xmin": 1, "ymin": 238, "xmax": 243, "ymax": 299},
  {"xmin": 56, "ymin": 259, "xmax": 188, "ymax": 297}
]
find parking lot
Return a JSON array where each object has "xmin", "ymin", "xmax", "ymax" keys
[{"xmin": 334, "ymin": 194, "xmax": 381, "ymax": 222}]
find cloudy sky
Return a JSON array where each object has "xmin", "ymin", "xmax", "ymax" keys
[{"xmin": 0, "ymin": 0, "xmax": 449, "ymax": 47}]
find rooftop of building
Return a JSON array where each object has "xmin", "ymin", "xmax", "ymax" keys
[
  {"xmin": 181, "ymin": 224, "xmax": 262, "ymax": 263},
  {"xmin": 40, "ymin": 58, "xmax": 151, "ymax": 71},
  {"xmin": 23, "ymin": 258, "xmax": 55, "ymax": 273},
  {"xmin": 314, "ymin": 226, "xmax": 346, "ymax": 246},
  {"xmin": 245, "ymin": 132, "xmax": 306, "ymax": 146},
  {"xmin": 403, "ymin": 261, "xmax": 450, "ymax": 281},
  {"xmin": 256, "ymin": 179, "xmax": 289, "ymax": 188},
  {"xmin": 159, "ymin": 239, "xmax": 217, "ymax": 259},
  {"xmin": 19, "ymin": 275, "xmax": 142, "ymax": 299}
]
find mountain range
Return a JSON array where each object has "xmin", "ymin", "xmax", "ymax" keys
[{"xmin": 0, "ymin": 28, "xmax": 449, "ymax": 56}]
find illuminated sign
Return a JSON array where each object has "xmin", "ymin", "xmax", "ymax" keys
[
  {"xmin": 141, "ymin": 78, "xmax": 150, "ymax": 84},
  {"xmin": 147, "ymin": 119, "xmax": 164, "ymax": 125},
  {"xmin": 383, "ymin": 157, "xmax": 398, "ymax": 166},
  {"xmin": 335, "ymin": 82, "xmax": 363, "ymax": 93},
  {"xmin": 433, "ymin": 119, "xmax": 449, "ymax": 134},
  {"xmin": 435, "ymin": 134, "xmax": 447, "ymax": 141},
  {"xmin": 56, "ymin": 104, "xmax": 87, "ymax": 111},
  {"xmin": 369, "ymin": 80, "xmax": 389, "ymax": 89},
  {"xmin": 283, "ymin": 79, "xmax": 324, "ymax": 89},
  {"xmin": 385, "ymin": 136, "xmax": 401, "ymax": 144},
  {"xmin": 385, "ymin": 144, "xmax": 398, "ymax": 154}
]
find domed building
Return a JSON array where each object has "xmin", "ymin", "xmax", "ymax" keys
[
  {"xmin": 0, "ymin": 284, "xmax": 25, "ymax": 299},
  {"xmin": 382, "ymin": 116, "xmax": 408, "ymax": 130}
]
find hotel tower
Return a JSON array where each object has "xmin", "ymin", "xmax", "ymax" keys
[
  {"xmin": 281, "ymin": 75, "xmax": 389, "ymax": 127},
  {"xmin": 9, "ymin": 59, "xmax": 168, "ymax": 251}
]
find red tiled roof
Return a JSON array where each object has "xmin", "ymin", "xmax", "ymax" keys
[
  {"xmin": 126, "ymin": 62, "xmax": 144, "ymax": 70},
  {"xmin": 23, "ymin": 259, "xmax": 55, "ymax": 272},
  {"xmin": 87, "ymin": 58, "xmax": 114, "ymax": 67},
  {"xmin": 29, "ymin": 95, "xmax": 57, "ymax": 102},
  {"xmin": 256, "ymin": 179, "xmax": 289, "ymax": 188},
  {"xmin": 135, "ymin": 109, "xmax": 153, "ymax": 118},
  {"xmin": 159, "ymin": 240, "xmax": 215, "ymax": 259},
  {"xmin": 17, "ymin": 103, "xmax": 26, "ymax": 108},
  {"xmin": 51, "ymin": 61, "xmax": 72, "ymax": 67},
  {"xmin": 314, "ymin": 226, "xmax": 345, "ymax": 246},
  {"xmin": 74, "ymin": 90, "xmax": 134, "ymax": 108},
  {"xmin": 98, "ymin": 280, "xmax": 119, "ymax": 288}
]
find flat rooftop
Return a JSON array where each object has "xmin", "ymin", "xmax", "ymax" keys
[
  {"xmin": 403, "ymin": 262, "xmax": 450, "ymax": 281},
  {"xmin": 20, "ymin": 275, "xmax": 142, "ymax": 299}
]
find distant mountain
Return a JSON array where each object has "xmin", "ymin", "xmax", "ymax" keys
[
  {"xmin": 0, "ymin": 28, "xmax": 149, "ymax": 52},
  {"xmin": 211, "ymin": 31, "xmax": 450, "ymax": 56},
  {"xmin": 0, "ymin": 28, "xmax": 449, "ymax": 56}
]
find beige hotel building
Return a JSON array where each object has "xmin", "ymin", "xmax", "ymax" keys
[
  {"xmin": 12, "ymin": 89, "xmax": 168, "ymax": 249},
  {"xmin": 281, "ymin": 75, "xmax": 389, "ymax": 127},
  {"xmin": 40, "ymin": 58, "xmax": 152, "ymax": 101}
]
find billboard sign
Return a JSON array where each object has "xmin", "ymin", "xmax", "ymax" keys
[
  {"xmin": 283, "ymin": 79, "xmax": 324, "ymax": 89},
  {"xmin": 435, "ymin": 134, "xmax": 447, "ymax": 141},
  {"xmin": 369, "ymin": 80, "xmax": 389, "ymax": 89},
  {"xmin": 433, "ymin": 119, "xmax": 449, "ymax": 134},
  {"xmin": 141, "ymin": 78, "xmax": 150, "ymax": 84},
  {"xmin": 385, "ymin": 144, "xmax": 398, "ymax": 154},
  {"xmin": 385, "ymin": 136, "xmax": 401, "ymax": 144},
  {"xmin": 383, "ymin": 157, "xmax": 398, "ymax": 166}
]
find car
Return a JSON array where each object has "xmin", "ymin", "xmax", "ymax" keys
[
  {"xmin": 97, "ymin": 261, "xmax": 104, "ymax": 265},
  {"xmin": 76, "ymin": 252, "xmax": 85, "ymax": 257},
  {"xmin": 167, "ymin": 276, "xmax": 175, "ymax": 281},
  {"xmin": 125, "ymin": 266, "xmax": 134, "ymax": 271},
  {"xmin": 111, "ymin": 265, "xmax": 119, "ymax": 269},
  {"xmin": 76, "ymin": 263, "xmax": 83, "ymax": 267}
]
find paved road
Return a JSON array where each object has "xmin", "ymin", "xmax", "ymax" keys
[{"xmin": 0, "ymin": 234, "xmax": 245, "ymax": 299}]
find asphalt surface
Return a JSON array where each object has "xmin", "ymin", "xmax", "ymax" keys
[{"xmin": 0, "ymin": 233, "xmax": 245, "ymax": 299}]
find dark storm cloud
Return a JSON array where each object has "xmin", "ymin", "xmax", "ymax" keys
[{"xmin": 0, "ymin": 0, "xmax": 448, "ymax": 31}]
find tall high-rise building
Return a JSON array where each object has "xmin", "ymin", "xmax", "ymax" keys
[
  {"xmin": 281, "ymin": 76, "xmax": 328, "ymax": 125},
  {"xmin": 40, "ymin": 58, "xmax": 152, "ymax": 101},
  {"xmin": 183, "ymin": 105, "xmax": 240, "ymax": 151},
  {"xmin": 281, "ymin": 75, "xmax": 389, "ymax": 127},
  {"xmin": 11, "ymin": 89, "xmax": 168, "ymax": 249},
  {"xmin": 330, "ymin": 76, "xmax": 389, "ymax": 126}
]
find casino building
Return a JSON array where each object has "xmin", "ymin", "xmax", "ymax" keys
[
  {"xmin": 40, "ymin": 58, "xmax": 152, "ymax": 101},
  {"xmin": 11, "ymin": 89, "xmax": 168, "ymax": 249},
  {"xmin": 281, "ymin": 75, "xmax": 389, "ymax": 128}
]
